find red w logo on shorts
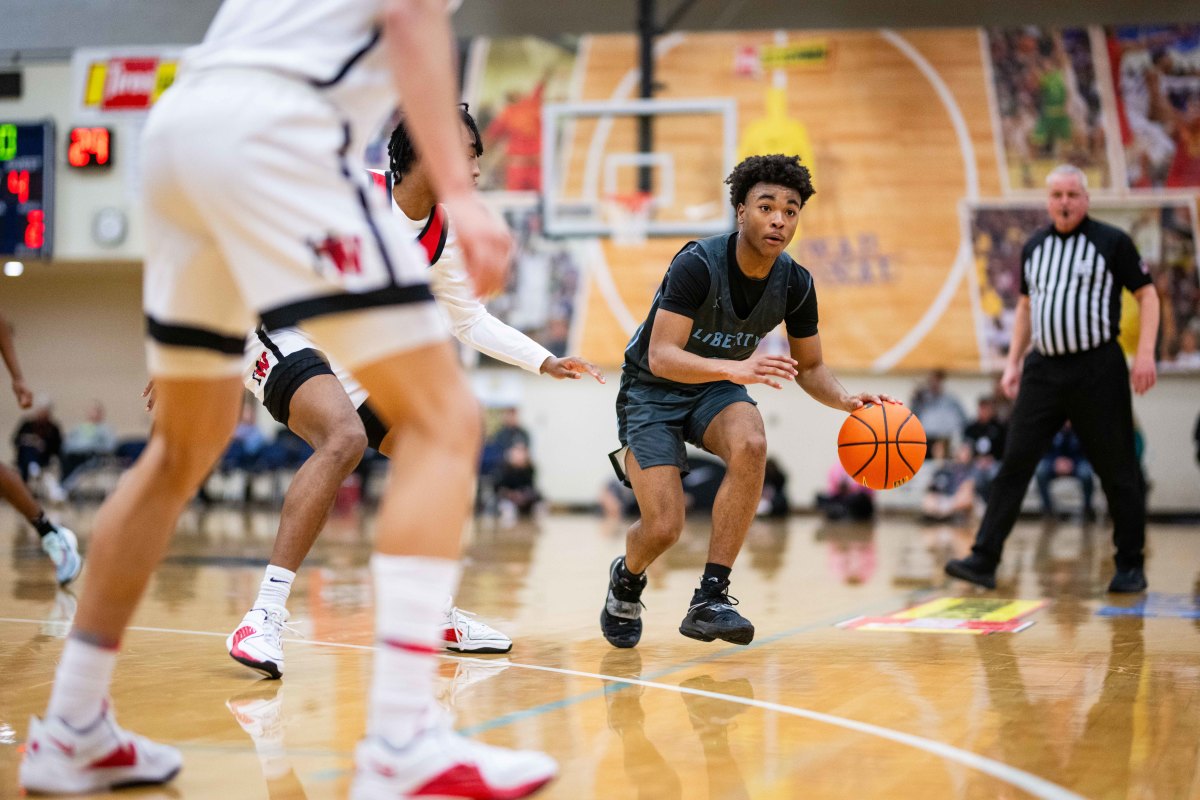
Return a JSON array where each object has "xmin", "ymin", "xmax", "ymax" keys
[
  {"xmin": 308, "ymin": 233, "xmax": 363, "ymax": 276},
  {"xmin": 253, "ymin": 352, "xmax": 270, "ymax": 384}
]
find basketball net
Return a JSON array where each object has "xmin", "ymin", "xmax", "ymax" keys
[{"xmin": 603, "ymin": 192, "xmax": 653, "ymax": 246}]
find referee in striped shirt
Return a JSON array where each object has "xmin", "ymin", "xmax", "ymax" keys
[{"xmin": 946, "ymin": 164, "xmax": 1160, "ymax": 594}]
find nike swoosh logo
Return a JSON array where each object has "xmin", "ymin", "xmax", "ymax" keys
[
  {"xmin": 48, "ymin": 736, "xmax": 75, "ymax": 756},
  {"xmin": 268, "ymin": 577, "xmax": 289, "ymax": 584},
  {"xmin": 91, "ymin": 741, "xmax": 138, "ymax": 769}
]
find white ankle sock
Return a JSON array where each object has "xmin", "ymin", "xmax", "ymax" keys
[
  {"xmin": 368, "ymin": 554, "xmax": 462, "ymax": 745},
  {"xmin": 46, "ymin": 637, "xmax": 118, "ymax": 727},
  {"xmin": 253, "ymin": 565, "xmax": 295, "ymax": 610}
]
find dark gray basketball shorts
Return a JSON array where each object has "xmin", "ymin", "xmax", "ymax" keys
[{"xmin": 609, "ymin": 374, "xmax": 756, "ymax": 486}]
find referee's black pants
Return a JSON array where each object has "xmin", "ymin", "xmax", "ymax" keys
[{"xmin": 972, "ymin": 341, "xmax": 1145, "ymax": 570}]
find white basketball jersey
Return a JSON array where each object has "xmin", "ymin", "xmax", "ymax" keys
[{"xmin": 184, "ymin": 0, "xmax": 395, "ymax": 145}]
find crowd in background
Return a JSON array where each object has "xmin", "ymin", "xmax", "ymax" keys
[{"xmin": 11, "ymin": 376, "xmax": 1200, "ymax": 522}]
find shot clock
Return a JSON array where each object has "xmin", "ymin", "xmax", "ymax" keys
[
  {"xmin": 0, "ymin": 121, "xmax": 54, "ymax": 259},
  {"xmin": 67, "ymin": 126, "xmax": 113, "ymax": 170}
]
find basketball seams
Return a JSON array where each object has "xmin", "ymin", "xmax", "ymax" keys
[
  {"xmin": 838, "ymin": 409, "xmax": 879, "ymax": 482},
  {"xmin": 881, "ymin": 403, "xmax": 890, "ymax": 488},
  {"xmin": 894, "ymin": 412, "xmax": 919, "ymax": 475},
  {"xmin": 843, "ymin": 414, "xmax": 877, "ymax": 438},
  {"xmin": 838, "ymin": 404, "xmax": 924, "ymax": 490}
]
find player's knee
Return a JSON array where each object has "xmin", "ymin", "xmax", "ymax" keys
[
  {"xmin": 730, "ymin": 432, "xmax": 767, "ymax": 465},
  {"xmin": 428, "ymin": 390, "xmax": 482, "ymax": 458},
  {"xmin": 148, "ymin": 434, "xmax": 226, "ymax": 490},
  {"xmin": 641, "ymin": 512, "xmax": 684, "ymax": 548},
  {"xmin": 323, "ymin": 422, "xmax": 368, "ymax": 470}
]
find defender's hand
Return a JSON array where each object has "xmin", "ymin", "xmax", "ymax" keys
[{"xmin": 541, "ymin": 356, "xmax": 605, "ymax": 383}]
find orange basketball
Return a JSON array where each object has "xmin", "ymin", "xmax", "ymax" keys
[{"xmin": 837, "ymin": 403, "xmax": 926, "ymax": 490}]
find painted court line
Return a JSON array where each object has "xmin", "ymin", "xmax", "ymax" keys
[{"xmin": 1, "ymin": 602, "xmax": 1082, "ymax": 799}]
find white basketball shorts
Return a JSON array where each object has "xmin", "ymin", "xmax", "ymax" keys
[{"xmin": 141, "ymin": 67, "xmax": 447, "ymax": 378}]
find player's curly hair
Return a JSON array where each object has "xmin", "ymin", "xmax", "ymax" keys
[
  {"xmin": 388, "ymin": 102, "xmax": 484, "ymax": 178},
  {"xmin": 724, "ymin": 154, "xmax": 815, "ymax": 209}
]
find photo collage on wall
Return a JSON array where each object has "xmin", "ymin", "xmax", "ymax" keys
[{"xmin": 980, "ymin": 24, "xmax": 1200, "ymax": 370}]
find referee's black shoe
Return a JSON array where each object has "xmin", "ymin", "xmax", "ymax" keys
[
  {"xmin": 601, "ymin": 556, "xmax": 646, "ymax": 648},
  {"xmin": 1107, "ymin": 566, "xmax": 1148, "ymax": 593},
  {"xmin": 679, "ymin": 577, "xmax": 755, "ymax": 645},
  {"xmin": 944, "ymin": 554, "xmax": 997, "ymax": 590}
]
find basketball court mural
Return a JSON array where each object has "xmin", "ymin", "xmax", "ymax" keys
[{"xmin": 450, "ymin": 23, "xmax": 1200, "ymax": 373}]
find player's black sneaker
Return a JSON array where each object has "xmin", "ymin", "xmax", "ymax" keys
[
  {"xmin": 944, "ymin": 553, "xmax": 997, "ymax": 589},
  {"xmin": 1107, "ymin": 566, "xmax": 1147, "ymax": 593},
  {"xmin": 600, "ymin": 556, "xmax": 646, "ymax": 648},
  {"xmin": 679, "ymin": 577, "xmax": 754, "ymax": 645}
]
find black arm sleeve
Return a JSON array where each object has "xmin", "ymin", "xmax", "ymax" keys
[
  {"xmin": 1110, "ymin": 232, "xmax": 1153, "ymax": 293},
  {"xmin": 658, "ymin": 250, "xmax": 711, "ymax": 319},
  {"xmin": 784, "ymin": 266, "xmax": 819, "ymax": 338}
]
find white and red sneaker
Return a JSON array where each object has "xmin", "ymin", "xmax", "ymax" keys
[
  {"xmin": 350, "ymin": 725, "xmax": 556, "ymax": 800},
  {"xmin": 227, "ymin": 605, "xmax": 292, "ymax": 679},
  {"xmin": 19, "ymin": 704, "xmax": 182, "ymax": 794},
  {"xmin": 442, "ymin": 605, "xmax": 512, "ymax": 654}
]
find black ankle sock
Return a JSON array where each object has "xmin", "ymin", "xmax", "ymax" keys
[
  {"xmin": 30, "ymin": 512, "xmax": 55, "ymax": 538},
  {"xmin": 702, "ymin": 562, "xmax": 731, "ymax": 584},
  {"xmin": 618, "ymin": 557, "xmax": 645, "ymax": 581}
]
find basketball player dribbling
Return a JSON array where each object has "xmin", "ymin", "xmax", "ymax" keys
[
  {"xmin": 601, "ymin": 154, "xmax": 894, "ymax": 649},
  {"xmin": 229, "ymin": 105, "xmax": 603, "ymax": 679},
  {"xmin": 19, "ymin": 1, "xmax": 557, "ymax": 797}
]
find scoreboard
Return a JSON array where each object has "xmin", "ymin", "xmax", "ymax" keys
[{"xmin": 0, "ymin": 121, "xmax": 54, "ymax": 260}]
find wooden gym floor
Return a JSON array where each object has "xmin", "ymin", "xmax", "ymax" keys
[{"xmin": 2, "ymin": 503, "xmax": 1198, "ymax": 799}]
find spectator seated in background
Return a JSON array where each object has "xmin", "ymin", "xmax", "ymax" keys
[
  {"xmin": 964, "ymin": 395, "xmax": 1008, "ymax": 496},
  {"xmin": 1036, "ymin": 421, "xmax": 1095, "ymax": 520},
  {"xmin": 757, "ymin": 456, "xmax": 790, "ymax": 519},
  {"xmin": 909, "ymin": 369, "xmax": 968, "ymax": 458},
  {"xmin": 487, "ymin": 407, "xmax": 531, "ymax": 456},
  {"xmin": 61, "ymin": 400, "xmax": 118, "ymax": 488},
  {"xmin": 13, "ymin": 395, "xmax": 65, "ymax": 501},
  {"xmin": 479, "ymin": 407, "xmax": 533, "ymax": 513},
  {"xmin": 494, "ymin": 442, "xmax": 542, "ymax": 523},
  {"xmin": 922, "ymin": 442, "xmax": 980, "ymax": 524},
  {"xmin": 816, "ymin": 462, "xmax": 875, "ymax": 521}
]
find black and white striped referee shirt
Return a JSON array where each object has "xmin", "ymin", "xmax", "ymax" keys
[{"xmin": 1019, "ymin": 216, "xmax": 1152, "ymax": 357}]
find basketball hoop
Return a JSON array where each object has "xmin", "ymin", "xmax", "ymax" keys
[{"xmin": 602, "ymin": 192, "xmax": 654, "ymax": 246}]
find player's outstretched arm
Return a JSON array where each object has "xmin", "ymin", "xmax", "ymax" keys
[
  {"xmin": 430, "ymin": 264, "xmax": 601, "ymax": 381},
  {"xmin": 0, "ymin": 313, "xmax": 33, "ymax": 409},
  {"xmin": 789, "ymin": 334, "xmax": 896, "ymax": 411}
]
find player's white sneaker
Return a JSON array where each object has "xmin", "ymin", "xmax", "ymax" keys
[
  {"xmin": 19, "ymin": 704, "xmax": 182, "ymax": 794},
  {"xmin": 40, "ymin": 526, "xmax": 82, "ymax": 586},
  {"xmin": 442, "ymin": 606, "xmax": 512, "ymax": 654},
  {"xmin": 227, "ymin": 605, "xmax": 291, "ymax": 679},
  {"xmin": 350, "ymin": 725, "xmax": 556, "ymax": 800}
]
